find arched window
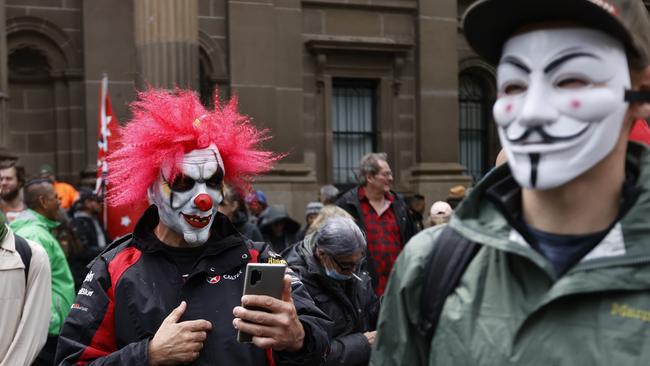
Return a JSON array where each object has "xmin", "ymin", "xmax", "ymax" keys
[
  {"xmin": 199, "ymin": 48, "xmax": 229, "ymax": 108},
  {"xmin": 8, "ymin": 46, "xmax": 56, "ymax": 173},
  {"xmin": 6, "ymin": 16, "xmax": 83, "ymax": 182},
  {"xmin": 199, "ymin": 53, "xmax": 214, "ymax": 109},
  {"xmin": 198, "ymin": 32, "xmax": 229, "ymax": 109},
  {"xmin": 459, "ymin": 72, "xmax": 492, "ymax": 182},
  {"xmin": 9, "ymin": 47, "xmax": 50, "ymax": 80}
]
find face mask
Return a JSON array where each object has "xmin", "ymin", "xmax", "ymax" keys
[
  {"xmin": 148, "ymin": 145, "xmax": 225, "ymax": 246},
  {"xmin": 493, "ymin": 28, "xmax": 631, "ymax": 189},
  {"xmin": 325, "ymin": 266, "xmax": 353, "ymax": 281}
]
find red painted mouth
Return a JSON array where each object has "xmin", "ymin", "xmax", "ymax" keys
[{"xmin": 182, "ymin": 213, "xmax": 212, "ymax": 228}]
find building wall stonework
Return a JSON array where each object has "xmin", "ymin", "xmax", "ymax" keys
[
  {"xmin": 5, "ymin": 0, "xmax": 84, "ymax": 182},
  {"xmin": 301, "ymin": 2, "xmax": 417, "ymax": 193},
  {"xmin": 0, "ymin": 0, "xmax": 488, "ymax": 220}
]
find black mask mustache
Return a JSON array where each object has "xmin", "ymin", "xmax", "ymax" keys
[{"xmin": 505, "ymin": 123, "xmax": 591, "ymax": 143}]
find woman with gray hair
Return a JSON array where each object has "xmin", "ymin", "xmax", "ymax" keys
[{"xmin": 282, "ymin": 216, "xmax": 380, "ymax": 366}]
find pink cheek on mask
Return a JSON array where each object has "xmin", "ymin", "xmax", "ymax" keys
[
  {"xmin": 570, "ymin": 100, "xmax": 581, "ymax": 109},
  {"xmin": 505, "ymin": 104, "xmax": 513, "ymax": 113}
]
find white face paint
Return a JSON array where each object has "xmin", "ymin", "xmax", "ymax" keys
[
  {"xmin": 493, "ymin": 28, "xmax": 631, "ymax": 189},
  {"xmin": 148, "ymin": 145, "xmax": 225, "ymax": 246}
]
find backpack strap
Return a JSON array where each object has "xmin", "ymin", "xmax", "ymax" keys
[
  {"xmin": 416, "ymin": 225, "xmax": 480, "ymax": 338},
  {"xmin": 13, "ymin": 234, "xmax": 32, "ymax": 282}
]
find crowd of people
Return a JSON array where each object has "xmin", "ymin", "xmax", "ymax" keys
[
  {"xmin": 1, "ymin": 143, "xmax": 463, "ymax": 366},
  {"xmin": 2, "ymin": 0, "xmax": 650, "ymax": 365},
  {"xmin": 0, "ymin": 160, "xmax": 110, "ymax": 365}
]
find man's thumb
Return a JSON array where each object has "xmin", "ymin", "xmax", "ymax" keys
[{"xmin": 164, "ymin": 301, "xmax": 187, "ymax": 324}]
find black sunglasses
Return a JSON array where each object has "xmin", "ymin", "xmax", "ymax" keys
[{"xmin": 328, "ymin": 253, "xmax": 365, "ymax": 272}]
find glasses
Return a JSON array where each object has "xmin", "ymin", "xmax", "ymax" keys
[
  {"xmin": 328, "ymin": 253, "xmax": 365, "ymax": 272},
  {"xmin": 377, "ymin": 171, "xmax": 393, "ymax": 178}
]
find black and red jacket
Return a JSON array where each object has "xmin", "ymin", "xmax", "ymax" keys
[{"xmin": 55, "ymin": 206, "xmax": 331, "ymax": 366}]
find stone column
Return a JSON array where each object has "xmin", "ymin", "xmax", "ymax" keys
[
  {"xmin": 134, "ymin": 0, "xmax": 199, "ymax": 89},
  {"xmin": 228, "ymin": 0, "xmax": 316, "ymax": 219},
  {"xmin": 409, "ymin": 0, "xmax": 471, "ymax": 205},
  {"xmin": 0, "ymin": 0, "xmax": 7, "ymax": 151},
  {"xmin": 82, "ymin": 0, "xmax": 137, "ymax": 182}
]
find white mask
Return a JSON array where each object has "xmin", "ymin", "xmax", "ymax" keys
[
  {"xmin": 148, "ymin": 145, "xmax": 225, "ymax": 245},
  {"xmin": 493, "ymin": 28, "xmax": 631, "ymax": 189}
]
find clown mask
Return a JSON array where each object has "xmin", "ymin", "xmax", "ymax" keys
[
  {"xmin": 148, "ymin": 145, "xmax": 224, "ymax": 245},
  {"xmin": 493, "ymin": 27, "xmax": 631, "ymax": 189}
]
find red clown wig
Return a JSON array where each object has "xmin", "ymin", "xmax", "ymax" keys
[{"xmin": 107, "ymin": 88, "xmax": 281, "ymax": 207}]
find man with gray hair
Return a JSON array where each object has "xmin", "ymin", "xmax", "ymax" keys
[
  {"xmin": 336, "ymin": 152, "xmax": 417, "ymax": 295},
  {"xmin": 284, "ymin": 216, "xmax": 380, "ymax": 366},
  {"xmin": 319, "ymin": 184, "xmax": 339, "ymax": 205}
]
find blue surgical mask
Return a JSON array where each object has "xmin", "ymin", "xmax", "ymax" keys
[{"xmin": 325, "ymin": 266, "xmax": 352, "ymax": 281}]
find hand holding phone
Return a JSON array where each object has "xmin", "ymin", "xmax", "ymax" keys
[
  {"xmin": 236, "ymin": 263, "xmax": 286, "ymax": 342},
  {"xmin": 233, "ymin": 265, "xmax": 305, "ymax": 352}
]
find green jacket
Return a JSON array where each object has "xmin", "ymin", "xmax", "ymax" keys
[
  {"xmin": 11, "ymin": 209, "xmax": 75, "ymax": 335},
  {"xmin": 371, "ymin": 144, "xmax": 650, "ymax": 365}
]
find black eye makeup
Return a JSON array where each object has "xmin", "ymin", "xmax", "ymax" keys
[
  {"xmin": 164, "ymin": 166, "xmax": 224, "ymax": 192},
  {"xmin": 170, "ymin": 175, "xmax": 196, "ymax": 192},
  {"xmin": 205, "ymin": 167, "xmax": 224, "ymax": 189}
]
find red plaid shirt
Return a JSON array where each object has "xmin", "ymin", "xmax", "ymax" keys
[{"xmin": 358, "ymin": 186, "xmax": 402, "ymax": 296}]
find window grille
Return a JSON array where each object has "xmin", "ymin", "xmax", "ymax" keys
[
  {"xmin": 331, "ymin": 79, "xmax": 378, "ymax": 188},
  {"xmin": 459, "ymin": 73, "xmax": 490, "ymax": 182}
]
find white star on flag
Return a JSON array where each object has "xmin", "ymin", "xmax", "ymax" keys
[
  {"xmin": 120, "ymin": 216, "xmax": 131, "ymax": 227},
  {"xmin": 97, "ymin": 139, "xmax": 108, "ymax": 152}
]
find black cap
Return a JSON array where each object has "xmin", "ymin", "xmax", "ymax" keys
[{"xmin": 463, "ymin": 0, "xmax": 650, "ymax": 66}]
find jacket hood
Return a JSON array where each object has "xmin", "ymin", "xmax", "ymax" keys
[
  {"xmin": 258, "ymin": 205, "xmax": 300, "ymax": 233},
  {"xmin": 10, "ymin": 209, "xmax": 60, "ymax": 232},
  {"xmin": 282, "ymin": 234, "xmax": 321, "ymax": 275},
  {"xmin": 231, "ymin": 208, "xmax": 249, "ymax": 227},
  {"xmin": 284, "ymin": 233, "xmax": 352, "ymax": 281},
  {"xmin": 338, "ymin": 187, "xmax": 360, "ymax": 205},
  {"xmin": 450, "ymin": 143, "xmax": 650, "ymax": 273}
]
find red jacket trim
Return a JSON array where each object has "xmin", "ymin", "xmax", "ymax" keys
[{"xmin": 77, "ymin": 247, "xmax": 142, "ymax": 362}]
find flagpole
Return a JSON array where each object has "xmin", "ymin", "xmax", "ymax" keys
[{"xmin": 100, "ymin": 74, "xmax": 108, "ymax": 231}]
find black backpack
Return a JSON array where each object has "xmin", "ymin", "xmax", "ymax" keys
[
  {"xmin": 416, "ymin": 226, "xmax": 480, "ymax": 339},
  {"xmin": 13, "ymin": 234, "xmax": 32, "ymax": 281}
]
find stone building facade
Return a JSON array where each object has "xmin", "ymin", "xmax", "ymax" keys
[{"xmin": 0, "ymin": 0, "xmax": 506, "ymax": 218}]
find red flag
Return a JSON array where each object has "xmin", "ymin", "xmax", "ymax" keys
[
  {"xmin": 630, "ymin": 119, "xmax": 650, "ymax": 146},
  {"xmin": 97, "ymin": 75, "xmax": 148, "ymax": 239}
]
